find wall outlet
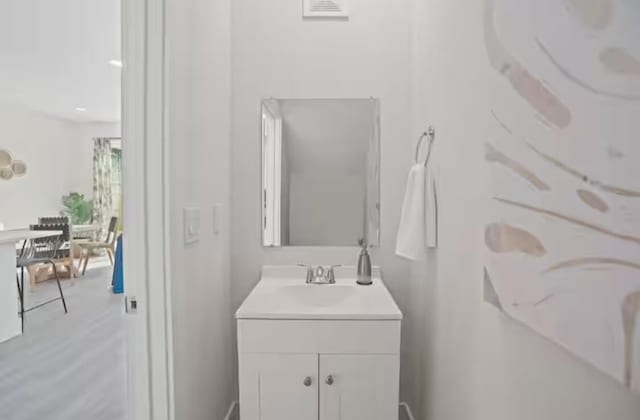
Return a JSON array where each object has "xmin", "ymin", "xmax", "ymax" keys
[
  {"xmin": 183, "ymin": 207, "xmax": 201, "ymax": 245},
  {"xmin": 212, "ymin": 203, "xmax": 221, "ymax": 235}
]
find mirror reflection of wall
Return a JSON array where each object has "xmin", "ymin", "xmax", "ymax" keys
[{"xmin": 261, "ymin": 98, "xmax": 380, "ymax": 247}]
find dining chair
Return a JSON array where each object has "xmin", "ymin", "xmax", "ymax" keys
[
  {"xmin": 38, "ymin": 216, "xmax": 69, "ymax": 225},
  {"xmin": 16, "ymin": 231, "xmax": 69, "ymax": 332},
  {"xmin": 30, "ymin": 223, "xmax": 74, "ymax": 285},
  {"xmin": 78, "ymin": 217, "xmax": 119, "ymax": 275}
]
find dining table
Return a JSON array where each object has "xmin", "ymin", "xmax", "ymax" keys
[{"xmin": 0, "ymin": 229, "xmax": 62, "ymax": 343}]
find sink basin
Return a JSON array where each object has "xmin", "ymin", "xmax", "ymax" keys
[
  {"xmin": 236, "ymin": 265, "xmax": 402, "ymax": 320},
  {"xmin": 281, "ymin": 284, "xmax": 356, "ymax": 307}
]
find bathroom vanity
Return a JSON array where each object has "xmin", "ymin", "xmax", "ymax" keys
[
  {"xmin": 241, "ymin": 98, "xmax": 396, "ymax": 419},
  {"xmin": 236, "ymin": 266, "xmax": 402, "ymax": 420}
]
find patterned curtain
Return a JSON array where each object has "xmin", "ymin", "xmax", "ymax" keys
[
  {"xmin": 110, "ymin": 147, "xmax": 122, "ymax": 210},
  {"xmin": 93, "ymin": 138, "xmax": 113, "ymax": 234}
]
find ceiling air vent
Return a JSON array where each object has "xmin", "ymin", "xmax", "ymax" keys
[{"xmin": 303, "ymin": 0, "xmax": 348, "ymax": 18}]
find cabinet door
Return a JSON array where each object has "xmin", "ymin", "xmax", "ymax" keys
[
  {"xmin": 319, "ymin": 355, "xmax": 399, "ymax": 420},
  {"xmin": 239, "ymin": 354, "xmax": 319, "ymax": 420}
]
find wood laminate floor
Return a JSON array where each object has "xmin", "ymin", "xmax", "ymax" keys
[{"xmin": 0, "ymin": 258, "xmax": 127, "ymax": 420}]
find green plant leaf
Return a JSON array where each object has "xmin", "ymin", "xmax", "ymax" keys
[{"xmin": 61, "ymin": 192, "xmax": 94, "ymax": 224}]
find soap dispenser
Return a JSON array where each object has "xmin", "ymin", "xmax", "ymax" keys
[{"xmin": 357, "ymin": 238, "xmax": 372, "ymax": 286}]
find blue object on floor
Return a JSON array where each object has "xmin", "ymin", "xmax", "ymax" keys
[{"xmin": 112, "ymin": 234, "xmax": 124, "ymax": 294}]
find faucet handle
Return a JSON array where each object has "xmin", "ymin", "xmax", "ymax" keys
[
  {"xmin": 326, "ymin": 265, "xmax": 341, "ymax": 284},
  {"xmin": 298, "ymin": 264, "xmax": 315, "ymax": 284}
]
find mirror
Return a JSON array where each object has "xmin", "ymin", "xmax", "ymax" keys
[{"xmin": 261, "ymin": 98, "xmax": 380, "ymax": 247}]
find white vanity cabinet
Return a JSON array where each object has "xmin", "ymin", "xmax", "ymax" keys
[
  {"xmin": 236, "ymin": 267, "xmax": 402, "ymax": 420},
  {"xmin": 237, "ymin": 320, "xmax": 401, "ymax": 420},
  {"xmin": 239, "ymin": 353, "xmax": 319, "ymax": 420},
  {"xmin": 318, "ymin": 354, "xmax": 399, "ymax": 420}
]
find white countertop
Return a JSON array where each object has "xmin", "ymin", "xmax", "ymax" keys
[
  {"xmin": 236, "ymin": 265, "xmax": 402, "ymax": 321},
  {"xmin": 0, "ymin": 229, "xmax": 63, "ymax": 244}
]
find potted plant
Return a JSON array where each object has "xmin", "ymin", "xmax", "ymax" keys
[{"xmin": 61, "ymin": 192, "xmax": 94, "ymax": 225}]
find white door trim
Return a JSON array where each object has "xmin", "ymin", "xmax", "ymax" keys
[{"xmin": 122, "ymin": 0, "xmax": 174, "ymax": 419}]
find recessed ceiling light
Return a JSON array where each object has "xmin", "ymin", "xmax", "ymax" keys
[
  {"xmin": 109, "ymin": 59, "xmax": 123, "ymax": 68},
  {"xmin": 75, "ymin": 107, "xmax": 87, "ymax": 112}
]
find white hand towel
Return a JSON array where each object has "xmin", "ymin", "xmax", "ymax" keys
[
  {"xmin": 396, "ymin": 164, "xmax": 427, "ymax": 260},
  {"xmin": 396, "ymin": 163, "xmax": 439, "ymax": 261},
  {"xmin": 425, "ymin": 163, "xmax": 438, "ymax": 249}
]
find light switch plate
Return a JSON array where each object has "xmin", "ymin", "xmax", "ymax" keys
[{"xmin": 183, "ymin": 207, "xmax": 201, "ymax": 245}]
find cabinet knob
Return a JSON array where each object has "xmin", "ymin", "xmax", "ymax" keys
[
  {"xmin": 304, "ymin": 376, "xmax": 312, "ymax": 387},
  {"xmin": 325, "ymin": 375, "xmax": 334, "ymax": 386}
]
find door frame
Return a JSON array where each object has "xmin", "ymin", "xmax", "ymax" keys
[
  {"xmin": 122, "ymin": 0, "xmax": 174, "ymax": 419},
  {"xmin": 261, "ymin": 104, "xmax": 283, "ymax": 247}
]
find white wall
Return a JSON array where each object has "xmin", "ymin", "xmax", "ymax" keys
[
  {"xmin": 227, "ymin": 1, "xmax": 640, "ymax": 417},
  {"xmin": 408, "ymin": 1, "xmax": 640, "ymax": 419},
  {"xmin": 0, "ymin": 106, "xmax": 119, "ymax": 229},
  {"xmin": 230, "ymin": 0, "xmax": 414, "ymax": 397},
  {"xmin": 166, "ymin": 0, "xmax": 234, "ymax": 418}
]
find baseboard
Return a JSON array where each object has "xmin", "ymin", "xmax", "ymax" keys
[
  {"xmin": 223, "ymin": 400, "xmax": 238, "ymax": 420},
  {"xmin": 400, "ymin": 402, "xmax": 416, "ymax": 420},
  {"xmin": 226, "ymin": 400, "xmax": 413, "ymax": 420}
]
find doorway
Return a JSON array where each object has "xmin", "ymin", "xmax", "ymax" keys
[
  {"xmin": 0, "ymin": 1, "xmax": 171, "ymax": 419},
  {"xmin": 0, "ymin": 1, "xmax": 126, "ymax": 419}
]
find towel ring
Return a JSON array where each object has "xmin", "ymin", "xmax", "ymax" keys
[{"xmin": 415, "ymin": 126, "xmax": 436, "ymax": 167}]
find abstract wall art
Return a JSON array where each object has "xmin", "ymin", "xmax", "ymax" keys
[{"xmin": 484, "ymin": 0, "xmax": 640, "ymax": 393}]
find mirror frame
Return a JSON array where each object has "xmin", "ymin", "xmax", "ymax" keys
[{"xmin": 259, "ymin": 97, "xmax": 381, "ymax": 248}]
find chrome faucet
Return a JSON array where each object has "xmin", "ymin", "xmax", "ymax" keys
[{"xmin": 299, "ymin": 264, "xmax": 340, "ymax": 285}]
